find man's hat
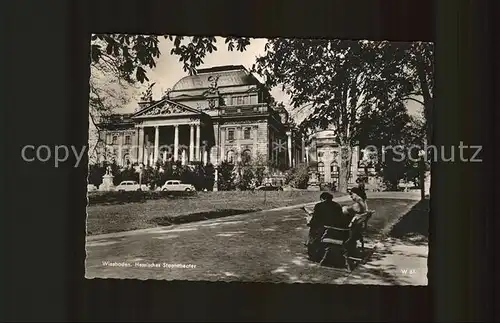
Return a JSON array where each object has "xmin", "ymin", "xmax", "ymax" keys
[{"xmin": 320, "ymin": 192, "xmax": 333, "ymax": 200}]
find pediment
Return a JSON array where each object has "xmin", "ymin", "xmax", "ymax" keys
[{"xmin": 132, "ymin": 99, "xmax": 201, "ymax": 118}]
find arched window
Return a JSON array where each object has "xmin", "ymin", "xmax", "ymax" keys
[
  {"xmin": 227, "ymin": 150, "xmax": 235, "ymax": 164},
  {"xmin": 317, "ymin": 162, "xmax": 325, "ymax": 174},
  {"xmin": 330, "ymin": 161, "xmax": 339, "ymax": 176},
  {"xmin": 241, "ymin": 149, "xmax": 252, "ymax": 165},
  {"xmin": 123, "ymin": 153, "xmax": 130, "ymax": 166}
]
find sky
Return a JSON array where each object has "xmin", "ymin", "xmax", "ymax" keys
[{"xmin": 115, "ymin": 36, "xmax": 423, "ymax": 121}]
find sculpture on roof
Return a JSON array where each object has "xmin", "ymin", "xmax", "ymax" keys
[
  {"xmin": 207, "ymin": 75, "xmax": 220, "ymax": 95},
  {"xmin": 139, "ymin": 82, "xmax": 156, "ymax": 102}
]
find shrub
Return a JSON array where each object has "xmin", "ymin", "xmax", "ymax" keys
[
  {"xmin": 88, "ymin": 164, "xmax": 106, "ymax": 186},
  {"xmin": 87, "ymin": 189, "xmax": 197, "ymax": 206},
  {"xmin": 285, "ymin": 164, "xmax": 309, "ymax": 189},
  {"xmin": 235, "ymin": 167, "xmax": 255, "ymax": 191},
  {"xmin": 217, "ymin": 161, "xmax": 235, "ymax": 191}
]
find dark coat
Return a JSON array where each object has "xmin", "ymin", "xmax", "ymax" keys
[{"xmin": 309, "ymin": 200, "xmax": 348, "ymax": 229}]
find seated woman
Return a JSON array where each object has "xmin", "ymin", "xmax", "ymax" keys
[
  {"xmin": 342, "ymin": 187, "xmax": 368, "ymax": 218},
  {"xmin": 342, "ymin": 187, "xmax": 369, "ymax": 252}
]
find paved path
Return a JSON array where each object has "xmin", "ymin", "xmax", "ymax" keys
[
  {"xmin": 86, "ymin": 192, "xmax": 426, "ymax": 284},
  {"xmin": 339, "ymin": 238, "xmax": 428, "ymax": 285}
]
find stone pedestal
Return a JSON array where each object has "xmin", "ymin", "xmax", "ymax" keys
[
  {"xmin": 99, "ymin": 174, "xmax": 115, "ymax": 191},
  {"xmin": 307, "ymin": 171, "xmax": 320, "ymax": 191},
  {"xmin": 213, "ymin": 169, "xmax": 219, "ymax": 191}
]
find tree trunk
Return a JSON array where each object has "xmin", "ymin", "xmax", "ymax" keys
[
  {"xmin": 415, "ymin": 59, "xmax": 433, "ymax": 145},
  {"xmin": 424, "ymin": 98, "xmax": 433, "ymax": 145},
  {"xmin": 338, "ymin": 146, "xmax": 353, "ymax": 193}
]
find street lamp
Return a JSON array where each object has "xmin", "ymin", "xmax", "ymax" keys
[
  {"xmin": 418, "ymin": 149, "xmax": 426, "ymax": 200},
  {"xmin": 206, "ymin": 78, "xmax": 220, "ymax": 191},
  {"xmin": 136, "ymin": 162, "xmax": 144, "ymax": 190}
]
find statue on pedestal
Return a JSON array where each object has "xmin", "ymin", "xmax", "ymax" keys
[
  {"xmin": 307, "ymin": 170, "xmax": 320, "ymax": 191},
  {"xmin": 99, "ymin": 165, "xmax": 115, "ymax": 191}
]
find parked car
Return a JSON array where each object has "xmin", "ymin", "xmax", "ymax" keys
[
  {"xmin": 115, "ymin": 180, "xmax": 149, "ymax": 192},
  {"xmin": 161, "ymin": 180, "xmax": 196, "ymax": 192},
  {"xmin": 255, "ymin": 183, "xmax": 283, "ymax": 191}
]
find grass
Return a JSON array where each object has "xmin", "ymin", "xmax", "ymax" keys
[
  {"xmin": 86, "ymin": 190, "xmax": 346, "ymax": 236},
  {"xmin": 85, "ymin": 198, "xmax": 420, "ymax": 283}
]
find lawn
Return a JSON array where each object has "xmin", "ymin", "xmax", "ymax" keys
[
  {"xmin": 86, "ymin": 198, "xmax": 420, "ymax": 283},
  {"xmin": 86, "ymin": 190, "xmax": 346, "ymax": 236}
]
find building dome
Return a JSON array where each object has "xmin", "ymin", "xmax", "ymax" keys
[{"xmin": 171, "ymin": 65, "xmax": 258, "ymax": 91}]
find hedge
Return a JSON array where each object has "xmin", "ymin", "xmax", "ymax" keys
[{"xmin": 87, "ymin": 190, "xmax": 197, "ymax": 206}]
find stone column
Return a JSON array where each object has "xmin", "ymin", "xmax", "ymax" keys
[
  {"xmin": 189, "ymin": 124, "xmax": 195, "ymax": 162},
  {"xmin": 305, "ymin": 146, "xmax": 310, "ymax": 164},
  {"xmin": 220, "ymin": 127, "xmax": 225, "ymax": 161},
  {"xmin": 173, "ymin": 124, "xmax": 179, "ymax": 161},
  {"xmin": 253, "ymin": 125, "xmax": 258, "ymax": 159},
  {"xmin": 118, "ymin": 134, "xmax": 123, "ymax": 166},
  {"xmin": 195, "ymin": 124, "xmax": 201, "ymax": 161},
  {"xmin": 236, "ymin": 127, "xmax": 242, "ymax": 162},
  {"xmin": 137, "ymin": 127, "xmax": 144, "ymax": 165},
  {"xmin": 154, "ymin": 126, "xmax": 160, "ymax": 163},
  {"xmin": 286, "ymin": 131, "xmax": 292, "ymax": 167}
]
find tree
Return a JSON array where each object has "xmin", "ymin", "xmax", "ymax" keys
[
  {"xmin": 253, "ymin": 39, "xmax": 411, "ymax": 192},
  {"xmin": 285, "ymin": 164, "xmax": 309, "ymax": 189},
  {"xmin": 217, "ymin": 161, "xmax": 236, "ymax": 191},
  {"xmin": 356, "ymin": 104, "xmax": 425, "ymax": 190},
  {"xmin": 88, "ymin": 45, "xmax": 140, "ymax": 164},
  {"xmin": 376, "ymin": 42, "xmax": 434, "ymax": 144},
  {"xmin": 90, "ymin": 35, "xmax": 252, "ymax": 82}
]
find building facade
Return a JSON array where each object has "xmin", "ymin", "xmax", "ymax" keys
[
  {"xmin": 95, "ymin": 65, "xmax": 304, "ymax": 170},
  {"xmin": 306, "ymin": 129, "xmax": 378, "ymax": 188},
  {"xmin": 94, "ymin": 65, "xmax": 377, "ymax": 188}
]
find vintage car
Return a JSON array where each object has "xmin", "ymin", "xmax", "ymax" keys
[
  {"xmin": 254, "ymin": 183, "xmax": 284, "ymax": 191},
  {"xmin": 115, "ymin": 180, "xmax": 149, "ymax": 192},
  {"xmin": 161, "ymin": 180, "xmax": 196, "ymax": 192}
]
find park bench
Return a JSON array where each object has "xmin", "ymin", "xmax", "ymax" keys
[{"xmin": 319, "ymin": 210, "xmax": 375, "ymax": 270}]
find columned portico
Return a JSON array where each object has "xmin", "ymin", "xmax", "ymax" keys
[
  {"xmin": 138, "ymin": 122, "xmax": 204, "ymax": 164},
  {"xmin": 154, "ymin": 126, "xmax": 160, "ymax": 162},
  {"xmin": 131, "ymin": 98, "xmax": 214, "ymax": 165},
  {"xmin": 286, "ymin": 131, "xmax": 292, "ymax": 167},
  {"xmin": 189, "ymin": 124, "xmax": 195, "ymax": 161},
  {"xmin": 137, "ymin": 127, "xmax": 144, "ymax": 164},
  {"xmin": 195, "ymin": 124, "xmax": 201, "ymax": 161},
  {"xmin": 173, "ymin": 124, "xmax": 179, "ymax": 161}
]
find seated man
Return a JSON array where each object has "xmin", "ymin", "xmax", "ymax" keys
[{"xmin": 305, "ymin": 192, "xmax": 345, "ymax": 261}]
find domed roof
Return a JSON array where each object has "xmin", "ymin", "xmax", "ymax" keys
[{"xmin": 171, "ymin": 65, "xmax": 258, "ymax": 91}]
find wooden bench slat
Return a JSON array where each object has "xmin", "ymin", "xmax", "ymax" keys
[{"xmin": 321, "ymin": 238, "xmax": 344, "ymax": 245}]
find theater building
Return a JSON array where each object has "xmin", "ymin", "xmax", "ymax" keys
[
  {"xmin": 95, "ymin": 65, "xmax": 304, "ymax": 170},
  {"xmin": 95, "ymin": 64, "xmax": 374, "ymax": 188}
]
